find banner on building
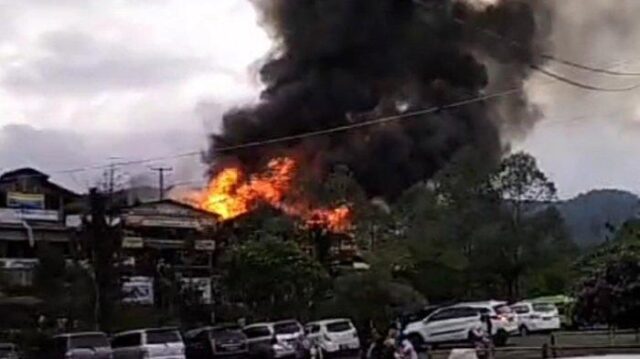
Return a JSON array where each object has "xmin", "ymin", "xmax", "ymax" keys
[
  {"xmin": 122, "ymin": 276, "xmax": 154, "ymax": 305},
  {"xmin": 7, "ymin": 192, "xmax": 45, "ymax": 209},
  {"xmin": 194, "ymin": 240, "xmax": 216, "ymax": 251},
  {"xmin": 122, "ymin": 236, "xmax": 144, "ymax": 249},
  {"xmin": 0, "ymin": 208, "xmax": 58, "ymax": 223}
]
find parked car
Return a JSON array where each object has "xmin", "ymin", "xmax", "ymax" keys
[
  {"xmin": 272, "ymin": 320, "xmax": 308, "ymax": 358},
  {"xmin": 111, "ymin": 328, "xmax": 185, "ymax": 359},
  {"xmin": 0, "ymin": 343, "xmax": 18, "ymax": 359},
  {"xmin": 49, "ymin": 332, "xmax": 112, "ymax": 359},
  {"xmin": 243, "ymin": 323, "xmax": 296, "ymax": 359},
  {"xmin": 511, "ymin": 301, "xmax": 561, "ymax": 335},
  {"xmin": 530, "ymin": 295, "xmax": 576, "ymax": 329},
  {"xmin": 184, "ymin": 325, "xmax": 248, "ymax": 359},
  {"xmin": 305, "ymin": 319, "xmax": 360, "ymax": 355},
  {"xmin": 403, "ymin": 305, "xmax": 485, "ymax": 348},
  {"xmin": 456, "ymin": 301, "xmax": 518, "ymax": 346}
]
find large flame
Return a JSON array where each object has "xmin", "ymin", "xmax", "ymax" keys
[{"xmin": 197, "ymin": 157, "xmax": 351, "ymax": 233}]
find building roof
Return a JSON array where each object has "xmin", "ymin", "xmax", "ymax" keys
[
  {"xmin": 0, "ymin": 167, "xmax": 80, "ymax": 198},
  {"xmin": 123, "ymin": 199, "xmax": 219, "ymax": 219}
]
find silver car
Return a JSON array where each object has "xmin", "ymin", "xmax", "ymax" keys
[
  {"xmin": 111, "ymin": 328, "xmax": 185, "ymax": 359},
  {"xmin": 51, "ymin": 332, "xmax": 112, "ymax": 359}
]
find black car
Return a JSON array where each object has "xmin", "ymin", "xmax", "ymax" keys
[{"xmin": 185, "ymin": 326, "xmax": 248, "ymax": 359}]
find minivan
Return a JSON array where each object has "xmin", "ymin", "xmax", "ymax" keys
[
  {"xmin": 112, "ymin": 328, "xmax": 185, "ymax": 359},
  {"xmin": 184, "ymin": 326, "xmax": 248, "ymax": 358},
  {"xmin": 50, "ymin": 332, "xmax": 112, "ymax": 359},
  {"xmin": 511, "ymin": 301, "xmax": 561, "ymax": 335}
]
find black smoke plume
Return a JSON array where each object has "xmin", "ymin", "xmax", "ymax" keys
[{"xmin": 206, "ymin": 0, "xmax": 551, "ymax": 199}]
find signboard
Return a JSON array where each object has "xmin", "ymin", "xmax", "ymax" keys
[
  {"xmin": 0, "ymin": 208, "xmax": 58, "ymax": 223},
  {"xmin": 125, "ymin": 215, "xmax": 201, "ymax": 229},
  {"xmin": 122, "ymin": 276, "xmax": 154, "ymax": 305},
  {"xmin": 7, "ymin": 192, "xmax": 45, "ymax": 209},
  {"xmin": 194, "ymin": 240, "xmax": 216, "ymax": 251},
  {"xmin": 121, "ymin": 236, "xmax": 144, "ymax": 249},
  {"xmin": 181, "ymin": 277, "xmax": 212, "ymax": 304},
  {"xmin": 0, "ymin": 258, "xmax": 39, "ymax": 269}
]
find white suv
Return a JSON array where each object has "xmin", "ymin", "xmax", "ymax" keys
[
  {"xmin": 403, "ymin": 306, "xmax": 484, "ymax": 348},
  {"xmin": 511, "ymin": 301, "xmax": 561, "ymax": 335},
  {"xmin": 305, "ymin": 319, "xmax": 360, "ymax": 355},
  {"xmin": 112, "ymin": 328, "xmax": 185, "ymax": 359},
  {"xmin": 403, "ymin": 301, "xmax": 517, "ymax": 348},
  {"xmin": 458, "ymin": 301, "xmax": 519, "ymax": 345}
]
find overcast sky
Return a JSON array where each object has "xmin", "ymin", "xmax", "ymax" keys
[{"xmin": 1, "ymin": 0, "xmax": 640, "ymax": 199}]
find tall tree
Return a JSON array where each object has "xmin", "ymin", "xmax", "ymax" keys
[{"xmin": 221, "ymin": 237, "xmax": 329, "ymax": 320}]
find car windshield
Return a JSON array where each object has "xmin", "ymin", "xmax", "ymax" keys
[
  {"xmin": 146, "ymin": 330, "xmax": 181, "ymax": 344},
  {"xmin": 70, "ymin": 334, "xmax": 109, "ymax": 349},
  {"xmin": 244, "ymin": 327, "xmax": 271, "ymax": 338},
  {"xmin": 274, "ymin": 322, "xmax": 301, "ymax": 334},
  {"xmin": 326, "ymin": 321, "xmax": 352, "ymax": 333},
  {"xmin": 533, "ymin": 303, "xmax": 556, "ymax": 312}
]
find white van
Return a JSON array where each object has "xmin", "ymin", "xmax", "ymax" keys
[
  {"xmin": 111, "ymin": 328, "xmax": 185, "ymax": 359},
  {"xmin": 511, "ymin": 301, "xmax": 561, "ymax": 335},
  {"xmin": 305, "ymin": 319, "xmax": 360, "ymax": 355}
]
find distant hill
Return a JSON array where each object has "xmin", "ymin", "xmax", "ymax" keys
[{"xmin": 554, "ymin": 190, "xmax": 640, "ymax": 247}]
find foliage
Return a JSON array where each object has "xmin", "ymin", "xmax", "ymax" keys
[
  {"xmin": 221, "ymin": 237, "xmax": 329, "ymax": 321},
  {"xmin": 574, "ymin": 220, "xmax": 640, "ymax": 328},
  {"xmin": 317, "ymin": 240, "xmax": 426, "ymax": 332},
  {"xmin": 33, "ymin": 243, "xmax": 95, "ymax": 330}
]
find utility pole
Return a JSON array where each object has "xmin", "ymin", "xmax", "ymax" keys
[{"xmin": 150, "ymin": 167, "xmax": 173, "ymax": 200}]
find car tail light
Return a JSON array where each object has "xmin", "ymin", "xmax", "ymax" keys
[
  {"xmin": 352, "ymin": 332, "xmax": 358, "ymax": 338},
  {"xmin": 324, "ymin": 334, "xmax": 332, "ymax": 342}
]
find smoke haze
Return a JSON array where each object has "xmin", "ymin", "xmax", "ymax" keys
[{"xmin": 206, "ymin": 0, "xmax": 553, "ymax": 199}]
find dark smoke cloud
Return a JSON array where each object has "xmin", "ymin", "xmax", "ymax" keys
[{"xmin": 206, "ymin": 0, "xmax": 551, "ymax": 199}]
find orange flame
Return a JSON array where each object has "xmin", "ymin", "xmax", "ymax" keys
[{"xmin": 197, "ymin": 157, "xmax": 351, "ymax": 232}]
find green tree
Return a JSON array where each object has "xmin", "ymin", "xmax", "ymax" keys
[
  {"xmin": 488, "ymin": 152, "xmax": 566, "ymax": 299},
  {"xmin": 221, "ymin": 238, "xmax": 329, "ymax": 320}
]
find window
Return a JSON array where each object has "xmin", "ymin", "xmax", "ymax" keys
[
  {"xmin": 532, "ymin": 303, "xmax": 556, "ymax": 313},
  {"xmin": 146, "ymin": 329, "xmax": 181, "ymax": 344},
  {"xmin": 456, "ymin": 307, "xmax": 481, "ymax": 318},
  {"xmin": 112, "ymin": 333, "xmax": 141, "ymax": 348},
  {"xmin": 326, "ymin": 321, "xmax": 352, "ymax": 333},
  {"xmin": 70, "ymin": 334, "xmax": 109, "ymax": 349},
  {"xmin": 429, "ymin": 308, "xmax": 457, "ymax": 321},
  {"xmin": 274, "ymin": 322, "xmax": 301, "ymax": 335},
  {"xmin": 512, "ymin": 306, "xmax": 530, "ymax": 314},
  {"xmin": 243, "ymin": 326, "xmax": 271, "ymax": 339}
]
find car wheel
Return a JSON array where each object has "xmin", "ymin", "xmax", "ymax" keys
[
  {"xmin": 519, "ymin": 325, "xmax": 529, "ymax": 336},
  {"xmin": 493, "ymin": 330, "xmax": 508, "ymax": 347},
  {"xmin": 407, "ymin": 334, "xmax": 424, "ymax": 351}
]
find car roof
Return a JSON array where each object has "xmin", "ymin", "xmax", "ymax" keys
[
  {"xmin": 114, "ymin": 327, "xmax": 179, "ymax": 336},
  {"xmin": 273, "ymin": 319, "xmax": 302, "ymax": 326},
  {"xmin": 54, "ymin": 332, "xmax": 107, "ymax": 338},
  {"xmin": 454, "ymin": 300, "xmax": 507, "ymax": 308},
  {"xmin": 243, "ymin": 323, "xmax": 274, "ymax": 329},
  {"xmin": 307, "ymin": 319, "xmax": 353, "ymax": 326}
]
